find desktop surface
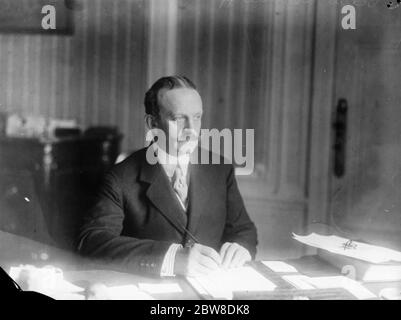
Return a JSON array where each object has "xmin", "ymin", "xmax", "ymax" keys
[{"xmin": 0, "ymin": 230, "xmax": 399, "ymax": 300}]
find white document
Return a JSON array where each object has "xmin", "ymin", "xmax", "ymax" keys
[
  {"xmin": 282, "ymin": 275, "xmax": 315, "ymax": 290},
  {"xmin": 363, "ymin": 264, "xmax": 401, "ymax": 282},
  {"xmin": 138, "ymin": 283, "xmax": 182, "ymax": 294},
  {"xmin": 282, "ymin": 273, "xmax": 376, "ymax": 300},
  {"xmin": 305, "ymin": 276, "xmax": 376, "ymax": 300},
  {"xmin": 186, "ymin": 276, "xmax": 232, "ymax": 300},
  {"xmin": 262, "ymin": 261, "xmax": 298, "ymax": 273},
  {"xmin": 186, "ymin": 276, "xmax": 210, "ymax": 295},
  {"xmin": 187, "ymin": 266, "xmax": 277, "ymax": 300},
  {"xmin": 292, "ymin": 233, "xmax": 401, "ymax": 263},
  {"xmin": 106, "ymin": 285, "xmax": 154, "ymax": 300}
]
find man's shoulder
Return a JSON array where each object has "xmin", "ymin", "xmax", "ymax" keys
[{"xmin": 108, "ymin": 147, "xmax": 148, "ymax": 177}]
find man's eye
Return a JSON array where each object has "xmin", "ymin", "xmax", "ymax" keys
[{"xmin": 194, "ymin": 115, "xmax": 202, "ymax": 120}]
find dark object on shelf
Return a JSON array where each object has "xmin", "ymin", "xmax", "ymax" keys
[
  {"xmin": 54, "ymin": 127, "xmax": 81, "ymax": 138},
  {"xmin": 0, "ymin": 112, "xmax": 6, "ymax": 136},
  {"xmin": 0, "ymin": 130, "xmax": 123, "ymax": 249},
  {"xmin": 84, "ymin": 126, "xmax": 119, "ymax": 139}
]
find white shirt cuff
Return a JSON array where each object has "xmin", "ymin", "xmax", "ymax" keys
[{"xmin": 160, "ymin": 243, "xmax": 183, "ymax": 277}]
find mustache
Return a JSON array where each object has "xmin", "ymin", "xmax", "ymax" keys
[{"xmin": 178, "ymin": 129, "xmax": 199, "ymax": 142}]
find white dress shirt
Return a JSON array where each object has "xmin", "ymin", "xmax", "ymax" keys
[
  {"xmin": 155, "ymin": 145, "xmax": 190, "ymax": 211},
  {"xmin": 153, "ymin": 144, "xmax": 192, "ymax": 277}
]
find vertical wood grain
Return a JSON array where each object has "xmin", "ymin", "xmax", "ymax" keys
[{"xmin": 0, "ymin": 0, "xmax": 148, "ymax": 152}]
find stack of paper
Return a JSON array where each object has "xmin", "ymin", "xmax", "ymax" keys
[
  {"xmin": 262, "ymin": 261, "xmax": 298, "ymax": 273},
  {"xmin": 280, "ymin": 274, "xmax": 376, "ymax": 299},
  {"xmin": 305, "ymin": 276, "xmax": 376, "ymax": 300},
  {"xmin": 187, "ymin": 266, "xmax": 277, "ymax": 300},
  {"xmin": 292, "ymin": 233, "xmax": 401, "ymax": 263},
  {"xmin": 281, "ymin": 275, "xmax": 315, "ymax": 290}
]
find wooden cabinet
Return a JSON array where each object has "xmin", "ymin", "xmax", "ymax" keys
[{"xmin": 0, "ymin": 133, "xmax": 122, "ymax": 249}]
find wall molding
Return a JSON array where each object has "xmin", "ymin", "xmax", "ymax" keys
[{"xmin": 307, "ymin": 0, "xmax": 338, "ymax": 226}]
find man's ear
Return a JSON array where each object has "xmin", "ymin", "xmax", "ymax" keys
[{"xmin": 145, "ymin": 114, "xmax": 158, "ymax": 129}]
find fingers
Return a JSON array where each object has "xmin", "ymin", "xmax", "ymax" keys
[
  {"xmin": 221, "ymin": 243, "xmax": 237, "ymax": 269},
  {"xmin": 194, "ymin": 244, "xmax": 221, "ymax": 271},
  {"xmin": 176, "ymin": 243, "xmax": 251, "ymax": 277},
  {"xmin": 220, "ymin": 243, "xmax": 251, "ymax": 269},
  {"xmin": 230, "ymin": 247, "xmax": 251, "ymax": 268},
  {"xmin": 181, "ymin": 244, "xmax": 222, "ymax": 277},
  {"xmin": 219, "ymin": 242, "xmax": 231, "ymax": 259},
  {"xmin": 198, "ymin": 245, "xmax": 222, "ymax": 266}
]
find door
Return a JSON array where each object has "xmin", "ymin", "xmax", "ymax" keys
[{"xmin": 329, "ymin": 2, "xmax": 401, "ymax": 250}]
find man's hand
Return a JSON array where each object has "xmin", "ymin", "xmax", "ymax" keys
[
  {"xmin": 220, "ymin": 242, "xmax": 251, "ymax": 269},
  {"xmin": 174, "ymin": 243, "xmax": 222, "ymax": 277}
]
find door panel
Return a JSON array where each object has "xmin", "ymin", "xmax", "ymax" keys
[{"xmin": 331, "ymin": 2, "xmax": 401, "ymax": 250}]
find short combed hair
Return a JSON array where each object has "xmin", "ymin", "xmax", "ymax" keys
[{"xmin": 144, "ymin": 75, "xmax": 197, "ymax": 118}]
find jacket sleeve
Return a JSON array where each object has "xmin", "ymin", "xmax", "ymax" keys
[
  {"xmin": 221, "ymin": 165, "xmax": 258, "ymax": 259},
  {"xmin": 76, "ymin": 172, "xmax": 172, "ymax": 276}
]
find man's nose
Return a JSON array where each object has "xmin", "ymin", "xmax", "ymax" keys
[{"xmin": 185, "ymin": 117, "xmax": 195, "ymax": 130}]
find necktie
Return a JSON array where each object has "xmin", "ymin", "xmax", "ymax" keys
[{"xmin": 172, "ymin": 164, "xmax": 188, "ymax": 208}]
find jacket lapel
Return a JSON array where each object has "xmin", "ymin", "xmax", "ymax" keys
[
  {"xmin": 186, "ymin": 162, "xmax": 212, "ymax": 236},
  {"xmin": 139, "ymin": 152, "xmax": 188, "ymax": 232}
]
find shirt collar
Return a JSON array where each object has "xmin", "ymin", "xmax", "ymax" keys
[{"xmin": 152, "ymin": 143, "xmax": 191, "ymax": 178}]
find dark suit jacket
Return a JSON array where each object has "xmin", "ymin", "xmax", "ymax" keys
[{"xmin": 77, "ymin": 147, "xmax": 257, "ymax": 276}]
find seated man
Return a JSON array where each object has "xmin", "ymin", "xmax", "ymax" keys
[{"xmin": 77, "ymin": 76, "xmax": 258, "ymax": 277}]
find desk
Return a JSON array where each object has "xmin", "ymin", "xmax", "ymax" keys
[{"xmin": 1, "ymin": 231, "xmax": 399, "ymax": 300}]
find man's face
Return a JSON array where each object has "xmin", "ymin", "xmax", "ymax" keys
[{"xmin": 156, "ymin": 88, "xmax": 203, "ymax": 156}]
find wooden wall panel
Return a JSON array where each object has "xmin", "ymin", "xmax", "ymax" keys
[
  {"xmin": 0, "ymin": 0, "xmax": 147, "ymax": 152},
  {"xmin": 308, "ymin": 0, "xmax": 338, "ymax": 225},
  {"xmin": 244, "ymin": 198, "xmax": 306, "ymax": 260}
]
